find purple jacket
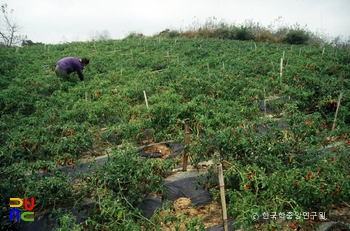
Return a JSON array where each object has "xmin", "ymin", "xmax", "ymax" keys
[{"xmin": 56, "ymin": 57, "xmax": 85, "ymax": 81}]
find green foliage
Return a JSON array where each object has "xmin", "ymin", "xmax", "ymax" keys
[
  {"xmin": 284, "ymin": 29, "xmax": 310, "ymax": 44},
  {"xmin": 125, "ymin": 31, "xmax": 144, "ymax": 39},
  {"xmin": 0, "ymin": 37, "xmax": 349, "ymax": 230},
  {"xmin": 168, "ymin": 30, "xmax": 181, "ymax": 38},
  {"xmin": 234, "ymin": 26, "xmax": 254, "ymax": 41}
]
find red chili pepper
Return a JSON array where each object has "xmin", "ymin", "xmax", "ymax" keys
[
  {"xmin": 294, "ymin": 183, "xmax": 298, "ymax": 189},
  {"xmin": 290, "ymin": 221, "xmax": 298, "ymax": 228},
  {"xmin": 41, "ymin": 166, "xmax": 47, "ymax": 173},
  {"xmin": 333, "ymin": 147, "xmax": 337, "ymax": 152},
  {"xmin": 331, "ymin": 189, "xmax": 339, "ymax": 197},
  {"xmin": 248, "ymin": 172, "xmax": 255, "ymax": 181},
  {"xmin": 332, "ymin": 157, "xmax": 335, "ymax": 162},
  {"xmin": 320, "ymin": 185, "xmax": 325, "ymax": 190},
  {"xmin": 307, "ymin": 119, "xmax": 311, "ymax": 126},
  {"xmin": 289, "ymin": 157, "xmax": 293, "ymax": 163}
]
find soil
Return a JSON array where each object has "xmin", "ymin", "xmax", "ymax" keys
[
  {"xmin": 141, "ymin": 143, "xmax": 173, "ymax": 160},
  {"xmin": 153, "ymin": 197, "xmax": 225, "ymax": 230}
]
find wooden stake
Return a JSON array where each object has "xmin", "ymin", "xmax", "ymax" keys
[
  {"xmin": 217, "ymin": 164, "xmax": 228, "ymax": 231},
  {"xmin": 332, "ymin": 92, "xmax": 343, "ymax": 130},
  {"xmin": 143, "ymin": 91, "xmax": 149, "ymax": 110},
  {"xmin": 183, "ymin": 119, "xmax": 190, "ymax": 171}
]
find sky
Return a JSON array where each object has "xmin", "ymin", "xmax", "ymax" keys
[{"xmin": 2, "ymin": 0, "xmax": 350, "ymax": 44}]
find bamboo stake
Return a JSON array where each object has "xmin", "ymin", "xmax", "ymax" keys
[
  {"xmin": 183, "ymin": 119, "xmax": 190, "ymax": 171},
  {"xmin": 143, "ymin": 91, "xmax": 149, "ymax": 110},
  {"xmin": 332, "ymin": 92, "xmax": 343, "ymax": 130},
  {"xmin": 207, "ymin": 63, "xmax": 210, "ymax": 77},
  {"xmin": 263, "ymin": 88, "xmax": 267, "ymax": 115},
  {"xmin": 135, "ymin": 79, "xmax": 138, "ymax": 95},
  {"xmin": 322, "ymin": 47, "xmax": 325, "ymax": 56},
  {"xmin": 285, "ymin": 56, "xmax": 290, "ymax": 68},
  {"xmin": 280, "ymin": 57, "xmax": 283, "ymax": 84},
  {"xmin": 222, "ymin": 61, "xmax": 225, "ymax": 71},
  {"xmin": 217, "ymin": 164, "xmax": 228, "ymax": 231},
  {"xmin": 83, "ymin": 81, "xmax": 88, "ymax": 103},
  {"xmin": 166, "ymin": 51, "xmax": 170, "ymax": 66},
  {"xmin": 299, "ymin": 47, "xmax": 302, "ymax": 56}
]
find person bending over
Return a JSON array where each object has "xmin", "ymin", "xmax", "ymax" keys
[{"xmin": 55, "ymin": 57, "xmax": 89, "ymax": 81}]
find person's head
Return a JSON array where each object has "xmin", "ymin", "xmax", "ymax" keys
[{"xmin": 81, "ymin": 57, "xmax": 90, "ymax": 66}]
